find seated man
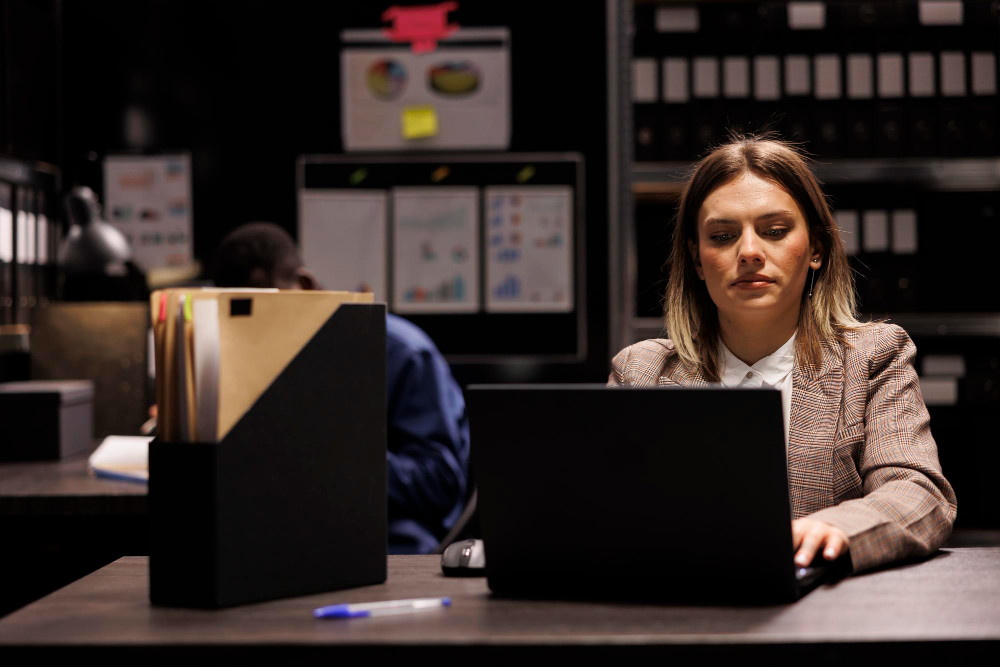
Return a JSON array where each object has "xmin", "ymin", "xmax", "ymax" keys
[{"xmin": 214, "ymin": 222, "xmax": 470, "ymax": 554}]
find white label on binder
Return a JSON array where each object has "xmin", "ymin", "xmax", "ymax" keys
[
  {"xmin": 891, "ymin": 209, "xmax": 918, "ymax": 254},
  {"xmin": 862, "ymin": 210, "xmax": 889, "ymax": 252},
  {"xmin": 655, "ymin": 6, "xmax": 699, "ymax": 32},
  {"xmin": 909, "ymin": 53, "xmax": 936, "ymax": 97},
  {"xmin": 918, "ymin": 1, "xmax": 963, "ymax": 25},
  {"xmin": 693, "ymin": 57, "xmax": 719, "ymax": 98},
  {"xmin": 723, "ymin": 57, "xmax": 750, "ymax": 98},
  {"xmin": 663, "ymin": 57, "xmax": 689, "ymax": 103},
  {"xmin": 814, "ymin": 54, "xmax": 841, "ymax": 99},
  {"xmin": 847, "ymin": 54, "xmax": 873, "ymax": 99},
  {"xmin": 972, "ymin": 52, "xmax": 997, "ymax": 96},
  {"xmin": 877, "ymin": 53, "xmax": 905, "ymax": 98},
  {"xmin": 784, "ymin": 55, "xmax": 811, "ymax": 95},
  {"xmin": 15, "ymin": 211, "xmax": 26, "ymax": 263},
  {"xmin": 754, "ymin": 56, "xmax": 781, "ymax": 101},
  {"xmin": 37, "ymin": 215, "xmax": 48, "ymax": 265},
  {"xmin": 918, "ymin": 377, "xmax": 958, "ymax": 406},
  {"xmin": 788, "ymin": 2, "xmax": 826, "ymax": 29},
  {"xmin": 0, "ymin": 208, "xmax": 11, "ymax": 263},
  {"xmin": 25, "ymin": 213, "xmax": 36, "ymax": 264},
  {"xmin": 632, "ymin": 58, "xmax": 657, "ymax": 102},
  {"xmin": 834, "ymin": 210, "xmax": 860, "ymax": 256},
  {"xmin": 940, "ymin": 52, "xmax": 966, "ymax": 97},
  {"xmin": 923, "ymin": 355, "xmax": 966, "ymax": 378}
]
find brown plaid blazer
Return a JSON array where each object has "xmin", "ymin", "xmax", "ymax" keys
[{"xmin": 608, "ymin": 323, "xmax": 957, "ymax": 573}]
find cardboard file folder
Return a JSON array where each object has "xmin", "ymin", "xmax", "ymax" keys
[{"xmin": 149, "ymin": 302, "xmax": 387, "ymax": 608}]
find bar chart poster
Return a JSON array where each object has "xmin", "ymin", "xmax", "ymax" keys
[
  {"xmin": 299, "ymin": 190, "xmax": 387, "ymax": 300},
  {"xmin": 392, "ymin": 187, "xmax": 479, "ymax": 314},
  {"xmin": 103, "ymin": 153, "xmax": 193, "ymax": 271},
  {"xmin": 484, "ymin": 186, "xmax": 573, "ymax": 312}
]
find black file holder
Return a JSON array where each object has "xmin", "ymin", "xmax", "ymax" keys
[{"xmin": 149, "ymin": 303, "xmax": 388, "ymax": 608}]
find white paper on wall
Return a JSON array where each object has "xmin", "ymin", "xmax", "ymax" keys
[
  {"xmin": 299, "ymin": 190, "xmax": 388, "ymax": 300},
  {"xmin": 392, "ymin": 187, "xmax": 479, "ymax": 314},
  {"xmin": 340, "ymin": 28, "xmax": 510, "ymax": 151},
  {"xmin": 103, "ymin": 154, "xmax": 193, "ymax": 271},
  {"xmin": 485, "ymin": 186, "xmax": 573, "ymax": 313}
]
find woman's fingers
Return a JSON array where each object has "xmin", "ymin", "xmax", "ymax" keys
[
  {"xmin": 822, "ymin": 531, "xmax": 847, "ymax": 560},
  {"xmin": 791, "ymin": 518, "xmax": 806, "ymax": 550},
  {"xmin": 791, "ymin": 519, "xmax": 850, "ymax": 566},
  {"xmin": 794, "ymin": 530, "xmax": 823, "ymax": 566}
]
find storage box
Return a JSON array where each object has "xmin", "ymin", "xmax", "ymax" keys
[
  {"xmin": 0, "ymin": 380, "xmax": 94, "ymax": 461},
  {"xmin": 148, "ymin": 303, "xmax": 388, "ymax": 608}
]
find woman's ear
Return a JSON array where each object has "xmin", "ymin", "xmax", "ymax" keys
[
  {"xmin": 687, "ymin": 239, "xmax": 705, "ymax": 280},
  {"xmin": 296, "ymin": 267, "xmax": 320, "ymax": 290},
  {"xmin": 809, "ymin": 239, "xmax": 824, "ymax": 270}
]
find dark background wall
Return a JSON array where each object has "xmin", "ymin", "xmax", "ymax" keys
[{"xmin": 11, "ymin": 0, "xmax": 611, "ymax": 382}]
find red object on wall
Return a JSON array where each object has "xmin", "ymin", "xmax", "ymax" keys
[{"xmin": 382, "ymin": 2, "xmax": 460, "ymax": 53}]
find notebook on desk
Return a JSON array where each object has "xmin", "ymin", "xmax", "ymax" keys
[{"xmin": 468, "ymin": 384, "xmax": 845, "ymax": 604}]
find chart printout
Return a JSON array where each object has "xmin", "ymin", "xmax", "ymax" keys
[
  {"xmin": 392, "ymin": 187, "xmax": 479, "ymax": 313},
  {"xmin": 485, "ymin": 186, "xmax": 573, "ymax": 312},
  {"xmin": 299, "ymin": 190, "xmax": 387, "ymax": 300}
]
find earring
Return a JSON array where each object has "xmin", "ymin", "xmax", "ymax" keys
[{"xmin": 808, "ymin": 268, "xmax": 816, "ymax": 299}]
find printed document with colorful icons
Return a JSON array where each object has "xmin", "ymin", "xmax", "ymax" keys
[{"xmin": 340, "ymin": 27, "xmax": 510, "ymax": 150}]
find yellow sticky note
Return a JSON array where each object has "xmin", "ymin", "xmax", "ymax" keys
[{"xmin": 402, "ymin": 106, "xmax": 438, "ymax": 139}]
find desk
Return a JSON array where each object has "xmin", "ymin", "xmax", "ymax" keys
[
  {"xmin": 0, "ymin": 448, "xmax": 146, "ymax": 518},
  {"xmin": 0, "ymin": 550, "xmax": 997, "ymax": 659},
  {"xmin": 0, "ymin": 448, "xmax": 146, "ymax": 616}
]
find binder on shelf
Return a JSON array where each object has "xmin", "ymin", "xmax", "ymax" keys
[{"xmin": 149, "ymin": 301, "xmax": 388, "ymax": 608}]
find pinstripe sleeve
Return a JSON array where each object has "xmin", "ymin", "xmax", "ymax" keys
[{"xmin": 808, "ymin": 325, "xmax": 958, "ymax": 572}]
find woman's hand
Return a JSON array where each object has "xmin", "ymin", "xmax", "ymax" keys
[{"xmin": 792, "ymin": 518, "xmax": 849, "ymax": 566}]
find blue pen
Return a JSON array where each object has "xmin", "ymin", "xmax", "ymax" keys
[{"xmin": 314, "ymin": 596, "xmax": 452, "ymax": 619}]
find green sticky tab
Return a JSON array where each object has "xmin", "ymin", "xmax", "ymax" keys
[
  {"xmin": 516, "ymin": 165, "xmax": 536, "ymax": 183},
  {"xmin": 183, "ymin": 294, "xmax": 193, "ymax": 321},
  {"xmin": 348, "ymin": 168, "xmax": 368, "ymax": 186}
]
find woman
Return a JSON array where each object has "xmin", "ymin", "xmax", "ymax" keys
[{"xmin": 609, "ymin": 135, "xmax": 956, "ymax": 573}]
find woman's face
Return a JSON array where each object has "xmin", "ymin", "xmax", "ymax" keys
[{"xmin": 690, "ymin": 172, "xmax": 821, "ymax": 324}]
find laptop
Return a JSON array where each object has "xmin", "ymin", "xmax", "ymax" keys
[{"xmin": 467, "ymin": 384, "xmax": 845, "ymax": 603}]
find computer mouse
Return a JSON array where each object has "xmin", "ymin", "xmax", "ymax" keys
[{"xmin": 440, "ymin": 539, "xmax": 486, "ymax": 577}]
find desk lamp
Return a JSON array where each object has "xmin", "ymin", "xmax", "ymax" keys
[{"xmin": 58, "ymin": 186, "xmax": 147, "ymax": 301}]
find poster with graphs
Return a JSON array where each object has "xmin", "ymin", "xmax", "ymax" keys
[
  {"xmin": 392, "ymin": 187, "xmax": 479, "ymax": 314},
  {"xmin": 299, "ymin": 190, "xmax": 387, "ymax": 300},
  {"xmin": 103, "ymin": 153, "xmax": 193, "ymax": 271},
  {"xmin": 484, "ymin": 186, "xmax": 573, "ymax": 312}
]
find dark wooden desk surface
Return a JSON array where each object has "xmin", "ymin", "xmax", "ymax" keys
[
  {"xmin": 0, "ymin": 447, "xmax": 146, "ymax": 517},
  {"xmin": 0, "ymin": 448, "xmax": 149, "ymax": 616},
  {"xmin": 0, "ymin": 550, "xmax": 997, "ymax": 658}
]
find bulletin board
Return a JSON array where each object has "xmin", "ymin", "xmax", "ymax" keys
[
  {"xmin": 297, "ymin": 153, "xmax": 585, "ymax": 361},
  {"xmin": 340, "ymin": 27, "xmax": 511, "ymax": 151}
]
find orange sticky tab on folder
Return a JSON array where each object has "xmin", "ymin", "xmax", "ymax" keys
[{"xmin": 402, "ymin": 106, "xmax": 439, "ymax": 139}]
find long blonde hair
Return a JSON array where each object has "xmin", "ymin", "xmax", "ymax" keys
[{"xmin": 664, "ymin": 134, "xmax": 862, "ymax": 381}]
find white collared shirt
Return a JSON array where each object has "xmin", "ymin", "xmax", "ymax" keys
[{"xmin": 719, "ymin": 332, "xmax": 796, "ymax": 449}]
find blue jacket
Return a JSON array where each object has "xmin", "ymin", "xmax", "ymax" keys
[{"xmin": 385, "ymin": 314, "xmax": 470, "ymax": 554}]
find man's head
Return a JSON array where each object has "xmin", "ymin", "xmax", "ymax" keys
[{"xmin": 213, "ymin": 222, "xmax": 317, "ymax": 289}]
